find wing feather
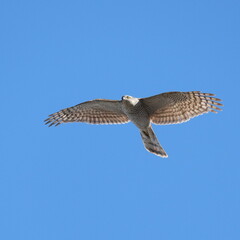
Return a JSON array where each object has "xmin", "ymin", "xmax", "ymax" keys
[
  {"xmin": 45, "ymin": 99, "xmax": 129, "ymax": 126},
  {"xmin": 141, "ymin": 91, "xmax": 223, "ymax": 125}
]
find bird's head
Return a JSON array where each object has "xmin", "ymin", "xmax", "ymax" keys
[
  {"xmin": 122, "ymin": 95, "xmax": 133, "ymax": 100},
  {"xmin": 121, "ymin": 95, "xmax": 139, "ymax": 105}
]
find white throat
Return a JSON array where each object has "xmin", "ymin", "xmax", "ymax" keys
[{"xmin": 122, "ymin": 96, "xmax": 139, "ymax": 106}]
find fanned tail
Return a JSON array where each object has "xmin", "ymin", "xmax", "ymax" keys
[{"xmin": 140, "ymin": 126, "xmax": 168, "ymax": 158}]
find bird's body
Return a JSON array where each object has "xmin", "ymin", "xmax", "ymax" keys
[
  {"xmin": 45, "ymin": 91, "xmax": 223, "ymax": 157},
  {"xmin": 122, "ymin": 96, "xmax": 150, "ymax": 129},
  {"xmin": 121, "ymin": 95, "xmax": 167, "ymax": 156}
]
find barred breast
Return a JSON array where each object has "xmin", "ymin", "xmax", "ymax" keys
[{"xmin": 122, "ymin": 100, "xmax": 150, "ymax": 129}]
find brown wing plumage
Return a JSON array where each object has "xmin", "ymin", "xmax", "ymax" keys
[
  {"xmin": 141, "ymin": 91, "xmax": 223, "ymax": 125},
  {"xmin": 45, "ymin": 99, "xmax": 129, "ymax": 126}
]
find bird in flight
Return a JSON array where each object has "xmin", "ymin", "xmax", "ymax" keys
[{"xmin": 45, "ymin": 91, "xmax": 223, "ymax": 157}]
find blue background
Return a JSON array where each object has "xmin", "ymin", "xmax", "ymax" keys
[{"xmin": 1, "ymin": 0, "xmax": 239, "ymax": 239}]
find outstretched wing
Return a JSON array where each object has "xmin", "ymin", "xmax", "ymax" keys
[
  {"xmin": 141, "ymin": 91, "xmax": 223, "ymax": 125},
  {"xmin": 45, "ymin": 99, "xmax": 129, "ymax": 126}
]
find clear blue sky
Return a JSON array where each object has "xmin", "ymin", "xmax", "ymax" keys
[{"xmin": 1, "ymin": 0, "xmax": 240, "ymax": 239}]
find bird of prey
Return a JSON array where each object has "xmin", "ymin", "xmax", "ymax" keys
[{"xmin": 45, "ymin": 91, "xmax": 223, "ymax": 157}]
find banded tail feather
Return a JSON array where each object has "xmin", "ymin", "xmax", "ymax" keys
[{"xmin": 140, "ymin": 126, "xmax": 168, "ymax": 158}]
